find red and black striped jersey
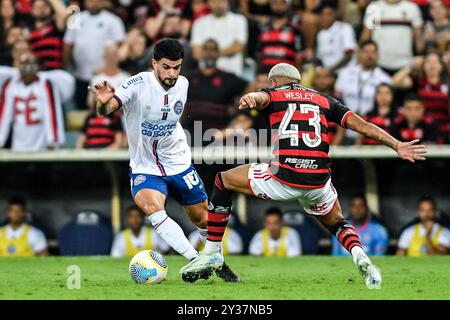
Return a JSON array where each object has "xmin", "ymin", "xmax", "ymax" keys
[
  {"xmin": 82, "ymin": 112, "xmax": 123, "ymax": 148},
  {"xmin": 361, "ymin": 110, "xmax": 397, "ymax": 145},
  {"xmin": 260, "ymin": 83, "xmax": 352, "ymax": 188}
]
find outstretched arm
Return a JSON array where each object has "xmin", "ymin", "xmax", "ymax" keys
[
  {"xmin": 238, "ymin": 92, "xmax": 270, "ymax": 111},
  {"xmin": 346, "ymin": 113, "xmax": 427, "ymax": 163},
  {"xmin": 88, "ymin": 81, "xmax": 120, "ymax": 116}
]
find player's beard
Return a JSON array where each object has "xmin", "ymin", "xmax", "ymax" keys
[{"xmin": 159, "ymin": 75, "xmax": 178, "ymax": 89}]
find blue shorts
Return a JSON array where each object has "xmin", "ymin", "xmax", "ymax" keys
[{"xmin": 129, "ymin": 164, "xmax": 208, "ymax": 206}]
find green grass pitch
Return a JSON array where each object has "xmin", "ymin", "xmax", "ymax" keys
[{"xmin": 0, "ymin": 256, "xmax": 449, "ymax": 300}]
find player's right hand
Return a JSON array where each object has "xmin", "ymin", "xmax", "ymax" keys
[
  {"xmin": 88, "ymin": 81, "xmax": 115, "ymax": 105},
  {"xmin": 238, "ymin": 93, "xmax": 257, "ymax": 109}
]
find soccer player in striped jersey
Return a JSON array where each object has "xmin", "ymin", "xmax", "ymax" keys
[{"xmin": 181, "ymin": 63, "xmax": 428, "ymax": 289}]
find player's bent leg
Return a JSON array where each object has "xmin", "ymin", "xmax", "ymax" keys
[
  {"xmin": 134, "ymin": 188, "xmax": 198, "ymax": 261},
  {"xmin": 315, "ymin": 200, "xmax": 382, "ymax": 289},
  {"xmin": 180, "ymin": 165, "xmax": 252, "ymax": 278}
]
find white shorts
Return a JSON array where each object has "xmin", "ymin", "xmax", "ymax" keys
[{"xmin": 248, "ymin": 163, "xmax": 338, "ymax": 216}]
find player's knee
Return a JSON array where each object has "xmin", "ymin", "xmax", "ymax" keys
[
  {"xmin": 193, "ymin": 215, "xmax": 207, "ymax": 228},
  {"xmin": 216, "ymin": 171, "xmax": 232, "ymax": 190},
  {"xmin": 140, "ymin": 204, "xmax": 164, "ymax": 216}
]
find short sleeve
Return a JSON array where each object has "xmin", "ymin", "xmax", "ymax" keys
[
  {"xmin": 28, "ymin": 227, "xmax": 47, "ymax": 253},
  {"xmin": 233, "ymin": 14, "xmax": 248, "ymax": 44},
  {"xmin": 249, "ymin": 231, "xmax": 264, "ymax": 256},
  {"xmin": 109, "ymin": 15, "xmax": 126, "ymax": 43},
  {"xmin": 342, "ymin": 24, "xmax": 357, "ymax": 52},
  {"xmin": 63, "ymin": 21, "xmax": 76, "ymax": 44},
  {"xmin": 286, "ymin": 229, "xmax": 302, "ymax": 257},
  {"xmin": 410, "ymin": 3, "xmax": 423, "ymax": 28},
  {"xmin": 111, "ymin": 232, "xmax": 125, "ymax": 257},
  {"xmin": 438, "ymin": 228, "xmax": 450, "ymax": 248},
  {"xmin": 397, "ymin": 227, "xmax": 414, "ymax": 250},
  {"xmin": 326, "ymin": 95, "xmax": 353, "ymax": 127},
  {"xmin": 114, "ymin": 75, "xmax": 143, "ymax": 109},
  {"xmin": 226, "ymin": 229, "xmax": 244, "ymax": 254},
  {"xmin": 190, "ymin": 18, "xmax": 206, "ymax": 46}
]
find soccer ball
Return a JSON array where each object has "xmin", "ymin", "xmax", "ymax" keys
[{"xmin": 129, "ymin": 250, "xmax": 168, "ymax": 284}]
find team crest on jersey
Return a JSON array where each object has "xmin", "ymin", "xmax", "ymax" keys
[
  {"xmin": 174, "ymin": 100, "xmax": 183, "ymax": 115},
  {"xmin": 134, "ymin": 175, "xmax": 146, "ymax": 186}
]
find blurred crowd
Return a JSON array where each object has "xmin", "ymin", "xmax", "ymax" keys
[
  {"xmin": 0, "ymin": 0, "xmax": 449, "ymax": 151},
  {"xmin": 1, "ymin": 194, "xmax": 449, "ymax": 256}
]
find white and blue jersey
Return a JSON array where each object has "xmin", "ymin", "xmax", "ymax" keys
[
  {"xmin": 332, "ymin": 219, "xmax": 388, "ymax": 256},
  {"xmin": 114, "ymin": 71, "xmax": 191, "ymax": 176},
  {"xmin": 114, "ymin": 71, "xmax": 207, "ymax": 205}
]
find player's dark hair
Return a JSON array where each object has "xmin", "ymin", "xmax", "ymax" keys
[
  {"xmin": 8, "ymin": 196, "xmax": 26, "ymax": 207},
  {"xmin": 418, "ymin": 195, "xmax": 437, "ymax": 211},
  {"xmin": 126, "ymin": 205, "xmax": 144, "ymax": 216},
  {"xmin": 350, "ymin": 193, "xmax": 368, "ymax": 207},
  {"xmin": 403, "ymin": 92, "xmax": 422, "ymax": 104},
  {"xmin": 153, "ymin": 38, "xmax": 184, "ymax": 61},
  {"xmin": 359, "ymin": 39, "xmax": 378, "ymax": 51},
  {"xmin": 265, "ymin": 207, "xmax": 283, "ymax": 219}
]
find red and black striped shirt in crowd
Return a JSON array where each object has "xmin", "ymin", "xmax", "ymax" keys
[
  {"xmin": 361, "ymin": 110, "xmax": 397, "ymax": 145},
  {"xmin": 415, "ymin": 78, "xmax": 450, "ymax": 134},
  {"xmin": 28, "ymin": 20, "xmax": 63, "ymax": 70},
  {"xmin": 257, "ymin": 20, "xmax": 303, "ymax": 69},
  {"xmin": 392, "ymin": 115, "xmax": 440, "ymax": 143},
  {"xmin": 82, "ymin": 112, "xmax": 123, "ymax": 148},
  {"xmin": 260, "ymin": 84, "xmax": 352, "ymax": 188}
]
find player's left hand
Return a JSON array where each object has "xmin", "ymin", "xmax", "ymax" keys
[
  {"xmin": 238, "ymin": 93, "xmax": 257, "ymax": 109},
  {"xmin": 396, "ymin": 139, "xmax": 427, "ymax": 163}
]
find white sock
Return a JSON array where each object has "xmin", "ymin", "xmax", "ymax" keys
[
  {"xmin": 203, "ymin": 239, "xmax": 222, "ymax": 254},
  {"xmin": 148, "ymin": 210, "xmax": 198, "ymax": 260},
  {"xmin": 196, "ymin": 226, "xmax": 207, "ymax": 244}
]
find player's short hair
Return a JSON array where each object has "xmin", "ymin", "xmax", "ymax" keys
[
  {"xmin": 153, "ymin": 38, "xmax": 184, "ymax": 61},
  {"xmin": 8, "ymin": 196, "xmax": 26, "ymax": 207},
  {"xmin": 359, "ymin": 39, "xmax": 378, "ymax": 51},
  {"xmin": 268, "ymin": 63, "xmax": 301, "ymax": 82},
  {"xmin": 265, "ymin": 207, "xmax": 283, "ymax": 219},
  {"xmin": 418, "ymin": 195, "xmax": 437, "ymax": 211},
  {"xmin": 126, "ymin": 205, "xmax": 144, "ymax": 216},
  {"xmin": 403, "ymin": 93, "xmax": 422, "ymax": 105},
  {"xmin": 350, "ymin": 193, "xmax": 368, "ymax": 207}
]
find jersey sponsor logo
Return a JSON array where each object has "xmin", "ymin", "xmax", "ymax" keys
[
  {"xmin": 134, "ymin": 175, "xmax": 146, "ymax": 186},
  {"xmin": 309, "ymin": 202, "xmax": 327, "ymax": 212},
  {"xmin": 284, "ymin": 158, "xmax": 319, "ymax": 169},
  {"xmin": 257, "ymin": 193, "xmax": 270, "ymax": 200},
  {"xmin": 183, "ymin": 170, "xmax": 200, "ymax": 190},
  {"xmin": 141, "ymin": 121, "xmax": 176, "ymax": 137},
  {"xmin": 121, "ymin": 75, "xmax": 143, "ymax": 89},
  {"xmin": 174, "ymin": 100, "xmax": 183, "ymax": 115}
]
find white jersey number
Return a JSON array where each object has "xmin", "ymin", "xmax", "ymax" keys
[{"xmin": 279, "ymin": 103, "xmax": 322, "ymax": 148}]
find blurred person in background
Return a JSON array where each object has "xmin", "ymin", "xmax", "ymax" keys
[
  {"xmin": 118, "ymin": 28, "xmax": 153, "ymax": 76},
  {"xmin": 0, "ymin": 26, "xmax": 25, "ymax": 66},
  {"xmin": 249, "ymin": 207, "xmax": 302, "ymax": 257},
  {"xmin": 0, "ymin": 0, "xmax": 21, "ymax": 65},
  {"xmin": 256, "ymin": 0, "xmax": 304, "ymax": 70},
  {"xmin": 239, "ymin": 0, "xmax": 272, "ymax": 26},
  {"xmin": 63, "ymin": 0, "xmax": 126, "ymax": 109},
  {"xmin": 332, "ymin": 194, "xmax": 388, "ymax": 256},
  {"xmin": 417, "ymin": 0, "xmax": 450, "ymax": 55},
  {"xmin": 111, "ymin": 205, "xmax": 170, "ymax": 257},
  {"xmin": 392, "ymin": 93, "xmax": 440, "ymax": 144},
  {"xmin": 360, "ymin": 0, "xmax": 423, "ymax": 75},
  {"xmin": 335, "ymin": 40, "xmax": 392, "ymax": 143},
  {"xmin": 191, "ymin": 0, "xmax": 248, "ymax": 76},
  {"xmin": 311, "ymin": 65, "xmax": 345, "ymax": 145},
  {"xmin": 0, "ymin": 196, "xmax": 48, "ymax": 257},
  {"xmin": 144, "ymin": 0, "xmax": 191, "ymax": 41},
  {"xmin": 315, "ymin": 1, "xmax": 357, "ymax": 73},
  {"xmin": 355, "ymin": 83, "xmax": 398, "ymax": 145},
  {"xmin": 0, "ymin": 52, "xmax": 74, "ymax": 151},
  {"xmin": 392, "ymin": 53, "xmax": 449, "ymax": 142},
  {"xmin": 183, "ymin": 39, "xmax": 249, "ymax": 143},
  {"xmin": 26, "ymin": 0, "xmax": 70, "ymax": 70},
  {"xmin": 397, "ymin": 196, "xmax": 450, "ymax": 256}
]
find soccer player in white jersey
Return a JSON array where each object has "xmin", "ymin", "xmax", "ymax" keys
[{"xmin": 89, "ymin": 38, "xmax": 239, "ymax": 282}]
